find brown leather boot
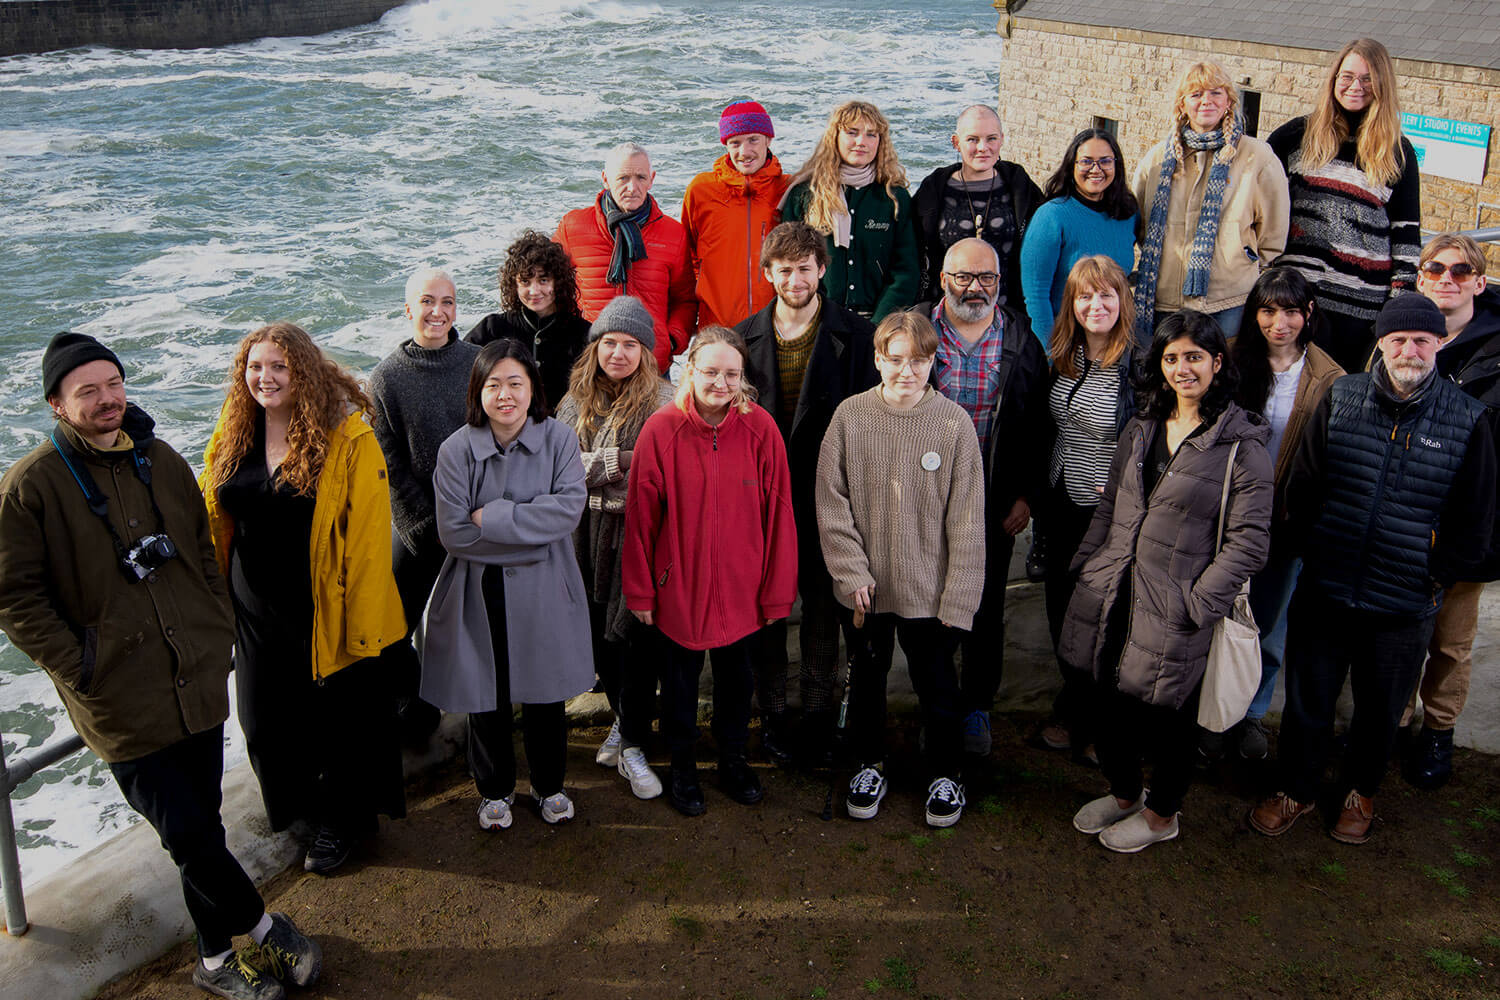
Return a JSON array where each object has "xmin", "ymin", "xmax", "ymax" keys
[
  {"xmin": 1248, "ymin": 792, "xmax": 1316, "ymax": 836},
  {"xmin": 1330, "ymin": 790, "xmax": 1375, "ymax": 844}
]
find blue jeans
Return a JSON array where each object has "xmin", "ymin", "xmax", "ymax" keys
[{"xmin": 1245, "ymin": 552, "xmax": 1302, "ymax": 720}]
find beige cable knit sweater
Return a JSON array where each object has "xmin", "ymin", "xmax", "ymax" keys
[{"xmin": 815, "ymin": 386, "xmax": 986, "ymax": 629}]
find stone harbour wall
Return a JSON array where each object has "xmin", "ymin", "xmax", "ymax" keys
[
  {"xmin": 0, "ymin": 0, "xmax": 407, "ymax": 57},
  {"xmin": 997, "ymin": 19, "xmax": 1500, "ymax": 267}
]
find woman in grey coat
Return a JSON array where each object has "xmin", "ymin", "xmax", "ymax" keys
[
  {"xmin": 1059, "ymin": 310, "xmax": 1271, "ymax": 852},
  {"xmin": 420, "ymin": 340, "xmax": 593, "ymax": 831}
]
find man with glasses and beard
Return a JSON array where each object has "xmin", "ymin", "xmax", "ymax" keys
[
  {"xmin": 1250, "ymin": 293, "xmax": 1495, "ymax": 845},
  {"xmin": 919, "ymin": 237, "xmax": 1049, "ymax": 760}
]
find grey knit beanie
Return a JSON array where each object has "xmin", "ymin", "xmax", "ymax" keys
[
  {"xmin": 1375, "ymin": 293, "xmax": 1446, "ymax": 340},
  {"xmin": 588, "ymin": 295, "xmax": 657, "ymax": 354}
]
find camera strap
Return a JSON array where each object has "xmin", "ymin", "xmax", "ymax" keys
[{"xmin": 48, "ymin": 428, "xmax": 168, "ymax": 560}]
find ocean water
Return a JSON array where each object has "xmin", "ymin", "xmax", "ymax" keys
[{"xmin": 0, "ymin": 0, "xmax": 1006, "ymax": 882}]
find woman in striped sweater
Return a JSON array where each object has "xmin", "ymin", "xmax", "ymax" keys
[{"xmin": 1267, "ymin": 38, "xmax": 1420, "ymax": 374}]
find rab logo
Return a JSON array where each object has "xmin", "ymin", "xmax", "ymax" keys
[{"xmin": 1419, "ymin": 436, "xmax": 1442, "ymax": 449}]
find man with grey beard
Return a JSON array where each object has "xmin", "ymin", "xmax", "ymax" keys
[
  {"xmin": 919, "ymin": 237, "xmax": 1048, "ymax": 760},
  {"xmin": 1251, "ymin": 293, "xmax": 1495, "ymax": 846}
]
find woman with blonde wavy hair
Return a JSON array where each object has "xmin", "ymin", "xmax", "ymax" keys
[
  {"xmin": 782, "ymin": 100, "xmax": 919, "ymax": 322},
  {"xmin": 623, "ymin": 326, "xmax": 797, "ymax": 817},
  {"xmin": 1267, "ymin": 38, "xmax": 1420, "ymax": 372},
  {"xmin": 203, "ymin": 322, "xmax": 406, "ymax": 876}
]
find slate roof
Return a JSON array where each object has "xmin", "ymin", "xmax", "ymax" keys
[{"xmin": 1010, "ymin": 0, "xmax": 1500, "ymax": 72}]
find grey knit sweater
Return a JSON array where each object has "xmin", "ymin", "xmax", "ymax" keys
[
  {"xmin": 368, "ymin": 331, "xmax": 481, "ymax": 553},
  {"xmin": 816, "ymin": 386, "xmax": 987, "ymax": 629}
]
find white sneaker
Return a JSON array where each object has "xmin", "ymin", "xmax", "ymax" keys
[
  {"xmin": 1099, "ymin": 810, "xmax": 1179, "ymax": 853},
  {"xmin": 539, "ymin": 790, "xmax": 575, "ymax": 824},
  {"xmin": 477, "ymin": 794, "xmax": 514, "ymax": 830},
  {"xmin": 846, "ymin": 765, "xmax": 887, "ymax": 820},
  {"xmin": 617, "ymin": 746, "xmax": 663, "ymax": 799},
  {"xmin": 1072, "ymin": 793, "xmax": 1146, "ymax": 835},
  {"xmin": 596, "ymin": 718, "xmax": 622, "ymax": 767},
  {"xmin": 925, "ymin": 777, "xmax": 966, "ymax": 828}
]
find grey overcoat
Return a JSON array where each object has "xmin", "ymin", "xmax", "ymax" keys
[{"xmin": 418, "ymin": 418, "xmax": 594, "ymax": 711}]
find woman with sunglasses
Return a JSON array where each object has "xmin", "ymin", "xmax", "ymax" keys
[
  {"xmin": 1267, "ymin": 38, "xmax": 1420, "ymax": 373},
  {"xmin": 1132, "ymin": 60, "xmax": 1289, "ymax": 342},
  {"xmin": 1019, "ymin": 128, "xmax": 1140, "ymax": 350}
]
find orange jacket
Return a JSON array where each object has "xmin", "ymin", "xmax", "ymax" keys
[
  {"xmin": 554, "ymin": 193, "xmax": 697, "ymax": 374},
  {"xmin": 682, "ymin": 153, "xmax": 789, "ymax": 329}
]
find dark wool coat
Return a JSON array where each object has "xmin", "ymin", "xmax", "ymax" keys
[{"xmin": 1059, "ymin": 403, "xmax": 1272, "ymax": 709}]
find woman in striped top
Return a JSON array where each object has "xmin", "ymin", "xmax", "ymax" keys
[
  {"xmin": 1267, "ymin": 38, "xmax": 1420, "ymax": 374},
  {"xmin": 1035, "ymin": 256, "xmax": 1138, "ymax": 762}
]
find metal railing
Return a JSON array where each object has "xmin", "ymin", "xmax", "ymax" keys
[
  {"xmin": 0, "ymin": 731, "xmax": 85, "ymax": 936},
  {"xmin": 1426, "ymin": 225, "xmax": 1500, "ymax": 245}
]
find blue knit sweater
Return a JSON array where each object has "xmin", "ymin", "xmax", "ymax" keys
[{"xmin": 1018, "ymin": 196, "xmax": 1137, "ymax": 347}]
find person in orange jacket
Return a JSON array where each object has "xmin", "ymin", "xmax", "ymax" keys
[
  {"xmin": 683, "ymin": 100, "xmax": 790, "ymax": 329},
  {"xmin": 555, "ymin": 142, "xmax": 698, "ymax": 375}
]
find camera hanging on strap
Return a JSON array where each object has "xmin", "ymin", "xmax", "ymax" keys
[{"xmin": 49, "ymin": 428, "xmax": 177, "ymax": 582}]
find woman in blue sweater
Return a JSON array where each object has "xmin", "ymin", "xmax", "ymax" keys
[{"xmin": 1020, "ymin": 128, "xmax": 1140, "ymax": 348}]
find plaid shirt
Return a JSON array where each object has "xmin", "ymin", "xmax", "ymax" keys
[{"xmin": 932, "ymin": 301, "xmax": 1005, "ymax": 455}]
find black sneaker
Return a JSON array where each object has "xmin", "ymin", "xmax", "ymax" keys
[
  {"xmin": 254, "ymin": 912, "xmax": 322, "ymax": 988},
  {"xmin": 303, "ymin": 826, "xmax": 356, "ymax": 876},
  {"xmin": 846, "ymin": 764, "xmax": 887, "ymax": 820},
  {"xmin": 718, "ymin": 754, "xmax": 764, "ymax": 805},
  {"xmin": 925, "ymin": 777, "xmax": 966, "ymax": 828},
  {"xmin": 193, "ymin": 950, "xmax": 286, "ymax": 1000},
  {"xmin": 668, "ymin": 764, "xmax": 706, "ymax": 816}
]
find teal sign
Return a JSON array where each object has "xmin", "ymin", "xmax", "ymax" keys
[{"xmin": 1401, "ymin": 112, "xmax": 1490, "ymax": 184}]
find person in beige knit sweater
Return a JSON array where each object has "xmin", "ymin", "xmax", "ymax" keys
[{"xmin": 816, "ymin": 311, "xmax": 986, "ymax": 828}]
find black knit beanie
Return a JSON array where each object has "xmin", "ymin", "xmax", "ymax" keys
[
  {"xmin": 42, "ymin": 332, "xmax": 125, "ymax": 399},
  {"xmin": 1375, "ymin": 293, "xmax": 1447, "ymax": 340}
]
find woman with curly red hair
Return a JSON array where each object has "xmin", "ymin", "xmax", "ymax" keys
[{"xmin": 202, "ymin": 322, "xmax": 407, "ymax": 876}]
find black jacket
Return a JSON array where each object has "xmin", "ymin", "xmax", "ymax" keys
[
  {"xmin": 914, "ymin": 299, "xmax": 1051, "ymax": 526},
  {"xmin": 465, "ymin": 308, "xmax": 590, "ymax": 414},
  {"xmin": 737, "ymin": 296, "xmax": 879, "ymax": 564},
  {"xmin": 1438, "ymin": 285, "xmax": 1500, "ymax": 407},
  {"xmin": 912, "ymin": 160, "xmax": 1044, "ymax": 308}
]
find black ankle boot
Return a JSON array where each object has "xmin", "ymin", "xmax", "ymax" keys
[
  {"xmin": 1407, "ymin": 728, "xmax": 1454, "ymax": 790},
  {"xmin": 718, "ymin": 754, "xmax": 764, "ymax": 805},
  {"xmin": 669, "ymin": 763, "xmax": 706, "ymax": 816}
]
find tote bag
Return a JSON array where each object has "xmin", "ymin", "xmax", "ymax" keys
[{"xmin": 1197, "ymin": 440, "xmax": 1261, "ymax": 733}]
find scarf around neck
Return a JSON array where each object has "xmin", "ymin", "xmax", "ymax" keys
[
  {"xmin": 1133, "ymin": 119, "xmax": 1240, "ymax": 344},
  {"xmin": 602, "ymin": 191, "xmax": 652, "ymax": 287},
  {"xmin": 832, "ymin": 163, "xmax": 877, "ymax": 249}
]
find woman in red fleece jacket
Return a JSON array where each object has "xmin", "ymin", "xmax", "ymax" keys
[{"xmin": 624, "ymin": 325, "xmax": 798, "ymax": 817}]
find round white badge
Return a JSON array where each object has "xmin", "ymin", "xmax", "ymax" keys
[{"xmin": 921, "ymin": 451, "xmax": 942, "ymax": 471}]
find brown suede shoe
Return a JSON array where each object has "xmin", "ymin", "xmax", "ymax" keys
[
  {"xmin": 1330, "ymin": 790, "xmax": 1375, "ymax": 844},
  {"xmin": 1248, "ymin": 792, "xmax": 1316, "ymax": 837}
]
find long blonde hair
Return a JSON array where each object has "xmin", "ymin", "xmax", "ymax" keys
[
  {"xmin": 560, "ymin": 335, "xmax": 668, "ymax": 448},
  {"xmin": 1048, "ymin": 256, "xmax": 1134, "ymax": 378},
  {"xmin": 1301, "ymin": 38, "xmax": 1405, "ymax": 188},
  {"xmin": 792, "ymin": 101, "xmax": 908, "ymax": 235},
  {"xmin": 205, "ymin": 322, "xmax": 371, "ymax": 499},
  {"xmin": 675, "ymin": 326, "xmax": 758, "ymax": 416}
]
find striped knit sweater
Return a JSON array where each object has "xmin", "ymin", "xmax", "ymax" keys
[
  {"xmin": 1267, "ymin": 114, "xmax": 1421, "ymax": 322},
  {"xmin": 814, "ymin": 386, "xmax": 986, "ymax": 629}
]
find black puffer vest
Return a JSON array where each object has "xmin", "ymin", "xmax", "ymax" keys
[{"xmin": 1308, "ymin": 370, "xmax": 1487, "ymax": 616}]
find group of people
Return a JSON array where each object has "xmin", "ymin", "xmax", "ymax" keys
[{"xmin": 0, "ymin": 33, "xmax": 1497, "ymax": 1000}]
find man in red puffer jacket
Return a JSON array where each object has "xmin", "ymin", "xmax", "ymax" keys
[{"xmin": 555, "ymin": 142, "xmax": 697, "ymax": 374}]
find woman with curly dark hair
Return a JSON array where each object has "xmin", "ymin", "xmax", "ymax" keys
[
  {"xmin": 468, "ymin": 230, "xmax": 590, "ymax": 410},
  {"xmin": 203, "ymin": 322, "xmax": 407, "ymax": 875},
  {"xmin": 1059, "ymin": 310, "xmax": 1271, "ymax": 852}
]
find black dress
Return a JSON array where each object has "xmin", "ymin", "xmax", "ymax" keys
[{"xmin": 219, "ymin": 421, "xmax": 405, "ymax": 834}]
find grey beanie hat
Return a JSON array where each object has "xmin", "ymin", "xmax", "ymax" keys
[
  {"xmin": 588, "ymin": 295, "xmax": 657, "ymax": 354},
  {"xmin": 1375, "ymin": 292, "xmax": 1447, "ymax": 340}
]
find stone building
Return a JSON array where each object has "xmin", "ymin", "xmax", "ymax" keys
[{"xmin": 994, "ymin": 0, "xmax": 1500, "ymax": 260}]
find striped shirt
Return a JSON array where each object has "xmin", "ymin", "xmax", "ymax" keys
[
  {"xmin": 1048, "ymin": 346, "xmax": 1124, "ymax": 506},
  {"xmin": 932, "ymin": 301, "xmax": 1005, "ymax": 454}
]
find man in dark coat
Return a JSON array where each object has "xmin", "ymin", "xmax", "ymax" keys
[
  {"xmin": 1251, "ymin": 294, "xmax": 1496, "ymax": 845},
  {"xmin": 737, "ymin": 221, "xmax": 879, "ymax": 766},
  {"xmin": 1399, "ymin": 233, "xmax": 1500, "ymax": 788},
  {"xmin": 0, "ymin": 334, "xmax": 320, "ymax": 1000}
]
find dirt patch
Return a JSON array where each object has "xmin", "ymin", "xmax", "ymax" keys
[{"xmin": 98, "ymin": 716, "xmax": 1500, "ymax": 999}]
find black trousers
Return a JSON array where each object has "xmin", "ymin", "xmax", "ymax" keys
[
  {"xmin": 109, "ymin": 726, "xmax": 265, "ymax": 957},
  {"xmin": 381, "ymin": 527, "xmax": 446, "ymax": 705},
  {"xmin": 468, "ymin": 564, "xmax": 567, "ymax": 799},
  {"xmin": 1318, "ymin": 308, "xmax": 1377, "ymax": 375},
  {"xmin": 1096, "ymin": 685, "xmax": 1203, "ymax": 818},
  {"xmin": 959, "ymin": 531, "xmax": 1016, "ymax": 715},
  {"xmin": 660, "ymin": 633, "xmax": 756, "ymax": 767},
  {"xmin": 1039, "ymin": 485, "xmax": 1102, "ymax": 743},
  {"xmin": 590, "ymin": 598, "xmax": 659, "ymax": 749},
  {"xmin": 1279, "ymin": 589, "xmax": 1435, "ymax": 803},
  {"xmin": 754, "ymin": 560, "xmax": 846, "ymax": 716},
  {"xmin": 848, "ymin": 614, "xmax": 963, "ymax": 781}
]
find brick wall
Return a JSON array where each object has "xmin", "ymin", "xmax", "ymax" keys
[
  {"xmin": 0, "ymin": 0, "xmax": 406, "ymax": 57},
  {"xmin": 997, "ymin": 19, "xmax": 1500, "ymax": 267}
]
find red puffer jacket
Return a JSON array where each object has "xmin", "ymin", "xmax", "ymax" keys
[
  {"xmin": 554, "ymin": 192, "xmax": 698, "ymax": 374},
  {"xmin": 623, "ymin": 396, "xmax": 798, "ymax": 651},
  {"xmin": 682, "ymin": 153, "xmax": 788, "ymax": 329}
]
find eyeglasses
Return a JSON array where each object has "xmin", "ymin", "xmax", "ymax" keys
[
  {"xmin": 1336, "ymin": 72, "xmax": 1372, "ymax": 88},
  {"xmin": 1077, "ymin": 156, "xmax": 1115, "ymax": 172},
  {"xmin": 945, "ymin": 271, "xmax": 999, "ymax": 289},
  {"xmin": 1421, "ymin": 260, "xmax": 1479, "ymax": 281},
  {"xmin": 877, "ymin": 355, "xmax": 934, "ymax": 373},
  {"xmin": 693, "ymin": 367, "xmax": 742, "ymax": 386}
]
